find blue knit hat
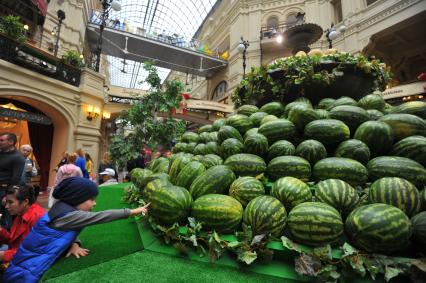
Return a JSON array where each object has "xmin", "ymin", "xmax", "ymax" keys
[{"xmin": 53, "ymin": 177, "xmax": 99, "ymax": 206}]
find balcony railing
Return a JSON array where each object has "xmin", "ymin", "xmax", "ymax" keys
[
  {"xmin": 260, "ymin": 22, "xmax": 298, "ymax": 40},
  {"xmin": 0, "ymin": 33, "xmax": 81, "ymax": 87}
]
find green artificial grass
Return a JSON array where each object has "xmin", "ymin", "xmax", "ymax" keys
[
  {"xmin": 42, "ymin": 183, "xmax": 143, "ymax": 281},
  {"xmin": 44, "ymin": 250, "xmax": 289, "ymax": 283}
]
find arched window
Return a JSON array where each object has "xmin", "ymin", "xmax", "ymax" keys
[
  {"xmin": 266, "ymin": 16, "xmax": 279, "ymax": 30},
  {"xmin": 287, "ymin": 13, "xmax": 297, "ymax": 25},
  {"xmin": 212, "ymin": 81, "xmax": 227, "ymax": 100}
]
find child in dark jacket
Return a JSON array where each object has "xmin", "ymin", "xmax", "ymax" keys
[{"xmin": 3, "ymin": 177, "xmax": 149, "ymax": 283}]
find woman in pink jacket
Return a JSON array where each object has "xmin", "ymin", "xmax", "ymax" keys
[{"xmin": 49, "ymin": 153, "xmax": 82, "ymax": 207}]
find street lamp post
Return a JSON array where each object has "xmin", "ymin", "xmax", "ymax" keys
[
  {"xmin": 53, "ymin": 10, "xmax": 66, "ymax": 57},
  {"xmin": 95, "ymin": 0, "xmax": 121, "ymax": 72},
  {"xmin": 237, "ymin": 37, "xmax": 249, "ymax": 78},
  {"xmin": 324, "ymin": 22, "xmax": 346, "ymax": 49}
]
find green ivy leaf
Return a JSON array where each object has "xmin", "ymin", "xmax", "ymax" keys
[
  {"xmin": 238, "ymin": 250, "xmax": 257, "ymax": 265},
  {"xmin": 342, "ymin": 242, "xmax": 357, "ymax": 257},
  {"xmin": 384, "ymin": 266, "xmax": 403, "ymax": 282},
  {"xmin": 313, "ymin": 245, "xmax": 332, "ymax": 261},
  {"xmin": 281, "ymin": 236, "xmax": 302, "ymax": 253}
]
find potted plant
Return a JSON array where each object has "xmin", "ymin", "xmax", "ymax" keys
[
  {"xmin": 232, "ymin": 50, "xmax": 392, "ymax": 106},
  {"xmin": 0, "ymin": 15, "xmax": 27, "ymax": 42},
  {"xmin": 61, "ymin": 50, "xmax": 84, "ymax": 68}
]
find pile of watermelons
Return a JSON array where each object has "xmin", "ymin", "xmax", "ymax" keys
[{"xmin": 131, "ymin": 66, "xmax": 426, "ymax": 257}]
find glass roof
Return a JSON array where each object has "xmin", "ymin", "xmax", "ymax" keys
[{"xmin": 106, "ymin": 0, "xmax": 218, "ymax": 90}]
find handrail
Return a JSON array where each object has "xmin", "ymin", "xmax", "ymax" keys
[
  {"xmin": 89, "ymin": 10, "xmax": 229, "ymax": 60},
  {"xmin": 260, "ymin": 21, "xmax": 298, "ymax": 40},
  {"xmin": 0, "ymin": 33, "xmax": 81, "ymax": 86}
]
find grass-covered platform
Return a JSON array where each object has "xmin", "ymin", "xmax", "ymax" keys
[{"xmin": 41, "ymin": 183, "xmax": 385, "ymax": 283}]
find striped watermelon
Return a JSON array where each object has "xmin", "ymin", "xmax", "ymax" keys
[
  {"xmin": 313, "ymin": 157, "xmax": 368, "ymax": 186},
  {"xmin": 357, "ymin": 94, "xmax": 385, "ymax": 111},
  {"xmin": 191, "ymin": 155, "xmax": 204, "ymax": 162},
  {"xmin": 212, "ymin": 118, "xmax": 226, "ymax": 131},
  {"xmin": 389, "ymin": 101, "xmax": 426, "ymax": 119},
  {"xmin": 149, "ymin": 185, "xmax": 192, "ymax": 225},
  {"xmin": 186, "ymin": 142, "xmax": 197, "ymax": 154},
  {"xmin": 172, "ymin": 142, "xmax": 187, "ymax": 153},
  {"xmin": 369, "ymin": 177, "xmax": 421, "ymax": 217},
  {"xmin": 353, "ymin": 121, "xmax": 394, "ymax": 156},
  {"xmin": 181, "ymin": 132, "xmax": 200, "ymax": 143},
  {"xmin": 226, "ymin": 114, "xmax": 253, "ymax": 134},
  {"xmin": 295, "ymin": 139, "xmax": 327, "ymax": 165},
  {"xmin": 220, "ymin": 138, "xmax": 244, "ymax": 159},
  {"xmin": 143, "ymin": 172, "xmax": 170, "ymax": 187},
  {"xmin": 260, "ymin": 115, "xmax": 279, "ymax": 125},
  {"xmin": 218, "ymin": 125, "xmax": 243, "ymax": 143},
  {"xmin": 189, "ymin": 165, "xmax": 236, "ymax": 199},
  {"xmin": 315, "ymin": 109, "xmax": 330, "ymax": 119},
  {"xmin": 198, "ymin": 125, "xmax": 213, "ymax": 134},
  {"xmin": 229, "ymin": 177, "xmax": 265, "ymax": 207},
  {"xmin": 237, "ymin": 104, "xmax": 259, "ymax": 116},
  {"xmin": 328, "ymin": 96, "xmax": 357, "ymax": 109},
  {"xmin": 243, "ymin": 133, "xmax": 269, "ymax": 157},
  {"xmin": 366, "ymin": 109, "xmax": 384, "ymax": 120},
  {"xmin": 260, "ymin": 102, "xmax": 285, "ymax": 116},
  {"xmin": 287, "ymin": 202, "xmax": 343, "ymax": 246},
  {"xmin": 380, "ymin": 113, "xmax": 426, "ymax": 141},
  {"xmin": 329, "ymin": 105, "xmax": 369, "ymax": 132},
  {"xmin": 267, "ymin": 156, "xmax": 311, "ymax": 181},
  {"xmin": 304, "ymin": 119, "xmax": 350, "ymax": 146},
  {"xmin": 143, "ymin": 178, "xmax": 171, "ymax": 202},
  {"xmin": 366, "ymin": 156, "xmax": 426, "ymax": 188},
  {"xmin": 249, "ymin": 112, "xmax": 268, "ymax": 127},
  {"xmin": 205, "ymin": 141, "xmax": 219, "ymax": 155},
  {"xmin": 422, "ymin": 189, "xmax": 426, "ymax": 210},
  {"xmin": 284, "ymin": 101, "xmax": 313, "ymax": 118},
  {"xmin": 270, "ymin": 177, "xmax": 312, "ymax": 211},
  {"xmin": 224, "ymin": 153, "xmax": 266, "ymax": 177},
  {"xmin": 315, "ymin": 179, "xmax": 359, "ymax": 215},
  {"xmin": 294, "ymin": 97, "xmax": 313, "ymax": 108},
  {"xmin": 175, "ymin": 161, "xmax": 206, "ymax": 189},
  {"xmin": 148, "ymin": 157, "xmax": 169, "ymax": 173},
  {"xmin": 201, "ymin": 154, "xmax": 223, "ymax": 169},
  {"xmin": 334, "ymin": 139, "xmax": 370, "ymax": 164},
  {"xmin": 258, "ymin": 119, "xmax": 297, "ymax": 144},
  {"xmin": 244, "ymin": 128, "xmax": 259, "ymax": 139},
  {"xmin": 131, "ymin": 168, "xmax": 153, "ymax": 190},
  {"xmin": 411, "ymin": 211, "xmax": 426, "ymax": 246},
  {"xmin": 191, "ymin": 194, "xmax": 243, "ymax": 232},
  {"xmin": 390, "ymin": 135, "xmax": 426, "ymax": 167},
  {"xmin": 317, "ymin": 98, "xmax": 336, "ymax": 110},
  {"xmin": 345, "ymin": 204, "xmax": 412, "ymax": 254},
  {"xmin": 267, "ymin": 140, "xmax": 295, "ymax": 161},
  {"xmin": 198, "ymin": 132, "xmax": 210, "ymax": 143},
  {"xmin": 207, "ymin": 132, "xmax": 219, "ymax": 142},
  {"xmin": 383, "ymin": 102, "xmax": 394, "ymax": 114},
  {"xmin": 243, "ymin": 195, "xmax": 287, "ymax": 236},
  {"xmin": 288, "ymin": 104, "xmax": 320, "ymax": 132},
  {"xmin": 193, "ymin": 143, "xmax": 207, "ymax": 156},
  {"xmin": 168, "ymin": 155, "xmax": 192, "ymax": 184}
]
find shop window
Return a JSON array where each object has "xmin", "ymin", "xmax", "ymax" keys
[
  {"xmin": 332, "ymin": 0, "xmax": 343, "ymax": 23},
  {"xmin": 212, "ymin": 81, "xmax": 227, "ymax": 100},
  {"xmin": 266, "ymin": 16, "xmax": 279, "ymax": 30}
]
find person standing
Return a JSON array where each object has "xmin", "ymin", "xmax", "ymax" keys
[
  {"xmin": 75, "ymin": 149, "xmax": 89, "ymax": 179},
  {"xmin": 98, "ymin": 168, "xmax": 118, "ymax": 187},
  {"xmin": 19, "ymin": 144, "xmax": 37, "ymax": 185},
  {"xmin": 54, "ymin": 151, "xmax": 69, "ymax": 172},
  {"xmin": 0, "ymin": 133, "xmax": 26, "ymax": 229},
  {"xmin": 98, "ymin": 152, "xmax": 117, "ymax": 184},
  {"xmin": 85, "ymin": 153, "xmax": 94, "ymax": 181}
]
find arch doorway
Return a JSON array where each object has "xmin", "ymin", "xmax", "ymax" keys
[{"xmin": 0, "ymin": 96, "xmax": 71, "ymax": 190}]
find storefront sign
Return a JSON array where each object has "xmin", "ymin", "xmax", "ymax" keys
[
  {"xmin": 0, "ymin": 108, "xmax": 52, "ymax": 125},
  {"xmin": 383, "ymin": 82, "xmax": 425, "ymax": 100},
  {"xmin": 186, "ymin": 99, "xmax": 233, "ymax": 113}
]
